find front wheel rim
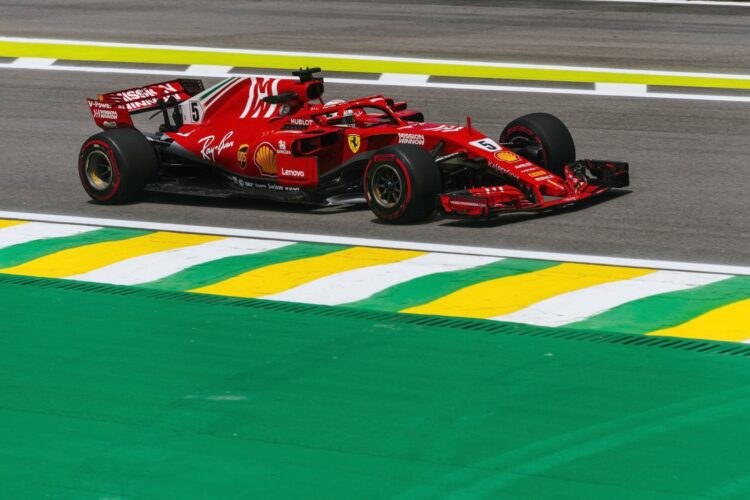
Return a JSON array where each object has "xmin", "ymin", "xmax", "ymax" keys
[
  {"xmin": 505, "ymin": 132, "xmax": 545, "ymax": 167},
  {"xmin": 84, "ymin": 150, "xmax": 114, "ymax": 191},
  {"xmin": 371, "ymin": 163, "xmax": 403, "ymax": 208}
]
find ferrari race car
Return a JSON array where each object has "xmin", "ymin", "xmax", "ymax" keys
[{"xmin": 79, "ymin": 68, "xmax": 629, "ymax": 223}]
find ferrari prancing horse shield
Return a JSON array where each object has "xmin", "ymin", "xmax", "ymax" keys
[{"xmin": 347, "ymin": 134, "xmax": 361, "ymax": 154}]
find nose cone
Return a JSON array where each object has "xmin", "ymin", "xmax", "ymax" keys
[{"xmin": 539, "ymin": 177, "xmax": 569, "ymax": 197}]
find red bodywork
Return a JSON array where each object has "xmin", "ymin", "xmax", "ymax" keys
[{"xmin": 88, "ymin": 72, "xmax": 628, "ymax": 218}]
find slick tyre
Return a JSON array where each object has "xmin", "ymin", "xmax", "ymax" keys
[
  {"xmin": 500, "ymin": 112, "xmax": 575, "ymax": 177},
  {"xmin": 365, "ymin": 144, "xmax": 441, "ymax": 224},
  {"xmin": 78, "ymin": 128, "xmax": 158, "ymax": 204}
]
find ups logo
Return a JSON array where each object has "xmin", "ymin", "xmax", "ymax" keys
[{"xmin": 237, "ymin": 144, "xmax": 249, "ymax": 169}]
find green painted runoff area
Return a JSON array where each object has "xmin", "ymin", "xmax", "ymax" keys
[{"xmin": 2, "ymin": 277, "xmax": 750, "ymax": 499}]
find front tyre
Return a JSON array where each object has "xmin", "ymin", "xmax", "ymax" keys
[
  {"xmin": 364, "ymin": 144, "xmax": 441, "ymax": 224},
  {"xmin": 500, "ymin": 112, "xmax": 575, "ymax": 178},
  {"xmin": 78, "ymin": 128, "xmax": 158, "ymax": 204}
]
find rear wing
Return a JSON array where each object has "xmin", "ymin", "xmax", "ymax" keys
[{"xmin": 86, "ymin": 79, "xmax": 204, "ymax": 129}]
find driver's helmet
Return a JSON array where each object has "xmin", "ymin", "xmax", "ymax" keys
[{"xmin": 341, "ymin": 108, "xmax": 355, "ymax": 127}]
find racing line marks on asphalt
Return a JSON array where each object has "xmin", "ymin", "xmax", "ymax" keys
[
  {"xmin": 0, "ymin": 214, "xmax": 747, "ymax": 343},
  {"xmin": 2, "ymin": 37, "xmax": 750, "ymax": 103}
]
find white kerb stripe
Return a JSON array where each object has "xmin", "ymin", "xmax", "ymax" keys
[
  {"xmin": 0, "ymin": 222, "xmax": 100, "ymax": 250},
  {"xmin": 1, "ymin": 210, "xmax": 746, "ymax": 276},
  {"xmin": 66, "ymin": 237, "xmax": 294, "ymax": 285},
  {"xmin": 263, "ymin": 253, "xmax": 502, "ymax": 306},
  {"xmin": 492, "ymin": 270, "xmax": 732, "ymax": 327}
]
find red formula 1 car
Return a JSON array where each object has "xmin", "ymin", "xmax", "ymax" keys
[{"xmin": 79, "ymin": 68, "xmax": 628, "ymax": 223}]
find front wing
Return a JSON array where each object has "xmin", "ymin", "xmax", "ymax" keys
[{"xmin": 439, "ymin": 160, "xmax": 629, "ymax": 219}]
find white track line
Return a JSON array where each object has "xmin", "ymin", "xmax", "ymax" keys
[
  {"xmin": 379, "ymin": 73, "xmax": 430, "ymax": 84},
  {"xmin": 3, "ymin": 36, "xmax": 750, "ymax": 79},
  {"xmin": 2, "ymin": 61, "xmax": 749, "ymax": 103},
  {"xmin": 0, "ymin": 211, "xmax": 747, "ymax": 276},
  {"xmin": 0, "ymin": 221, "xmax": 99, "ymax": 250},
  {"xmin": 492, "ymin": 270, "xmax": 732, "ymax": 326},
  {"xmin": 67, "ymin": 237, "xmax": 293, "ymax": 285},
  {"xmin": 595, "ymin": 82, "xmax": 647, "ymax": 94},
  {"xmin": 186, "ymin": 64, "xmax": 233, "ymax": 76},
  {"xmin": 11, "ymin": 57, "xmax": 55, "ymax": 67},
  {"xmin": 263, "ymin": 253, "xmax": 501, "ymax": 305},
  {"xmin": 585, "ymin": 0, "xmax": 750, "ymax": 6}
]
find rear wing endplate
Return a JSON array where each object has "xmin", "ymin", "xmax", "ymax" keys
[{"xmin": 87, "ymin": 79, "xmax": 204, "ymax": 129}]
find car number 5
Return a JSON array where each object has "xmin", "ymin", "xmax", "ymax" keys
[
  {"xmin": 469, "ymin": 138, "xmax": 500, "ymax": 151},
  {"xmin": 191, "ymin": 102, "xmax": 201, "ymax": 122}
]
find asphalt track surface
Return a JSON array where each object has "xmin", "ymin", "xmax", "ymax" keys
[{"xmin": 0, "ymin": 0, "xmax": 748, "ymax": 266}]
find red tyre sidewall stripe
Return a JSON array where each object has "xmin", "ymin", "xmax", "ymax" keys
[
  {"xmin": 364, "ymin": 154, "xmax": 395, "ymax": 203},
  {"xmin": 393, "ymin": 158, "xmax": 413, "ymax": 206},
  {"xmin": 79, "ymin": 139, "xmax": 121, "ymax": 202},
  {"xmin": 364, "ymin": 157, "xmax": 412, "ymax": 220},
  {"xmin": 363, "ymin": 157, "xmax": 413, "ymax": 220}
]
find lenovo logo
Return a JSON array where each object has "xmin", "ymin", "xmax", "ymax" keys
[{"xmin": 281, "ymin": 168, "xmax": 306, "ymax": 178}]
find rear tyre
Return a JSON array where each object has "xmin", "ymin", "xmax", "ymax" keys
[
  {"xmin": 78, "ymin": 128, "xmax": 157, "ymax": 204},
  {"xmin": 364, "ymin": 144, "xmax": 441, "ymax": 224},
  {"xmin": 500, "ymin": 112, "xmax": 575, "ymax": 177}
]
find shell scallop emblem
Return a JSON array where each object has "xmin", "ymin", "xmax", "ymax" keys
[
  {"xmin": 254, "ymin": 142, "xmax": 277, "ymax": 176},
  {"xmin": 494, "ymin": 150, "xmax": 521, "ymax": 162}
]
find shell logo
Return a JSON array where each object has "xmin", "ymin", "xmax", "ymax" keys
[
  {"xmin": 494, "ymin": 150, "xmax": 521, "ymax": 162},
  {"xmin": 254, "ymin": 142, "xmax": 277, "ymax": 176}
]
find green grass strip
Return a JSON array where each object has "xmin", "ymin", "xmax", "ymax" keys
[
  {"xmin": 140, "ymin": 242, "xmax": 348, "ymax": 291},
  {"xmin": 3, "ymin": 40, "xmax": 750, "ymax": 90},
  {"xmin": 0, "ymin": 227, "xmax": 152, "ymax": 268},
  {"xmin": 568, "ymin": 276, "xmax": 750, "ymax": 334},
  {"xmin": 347, "ymin": 258, "xmax": 560, "ymax": 312}
]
